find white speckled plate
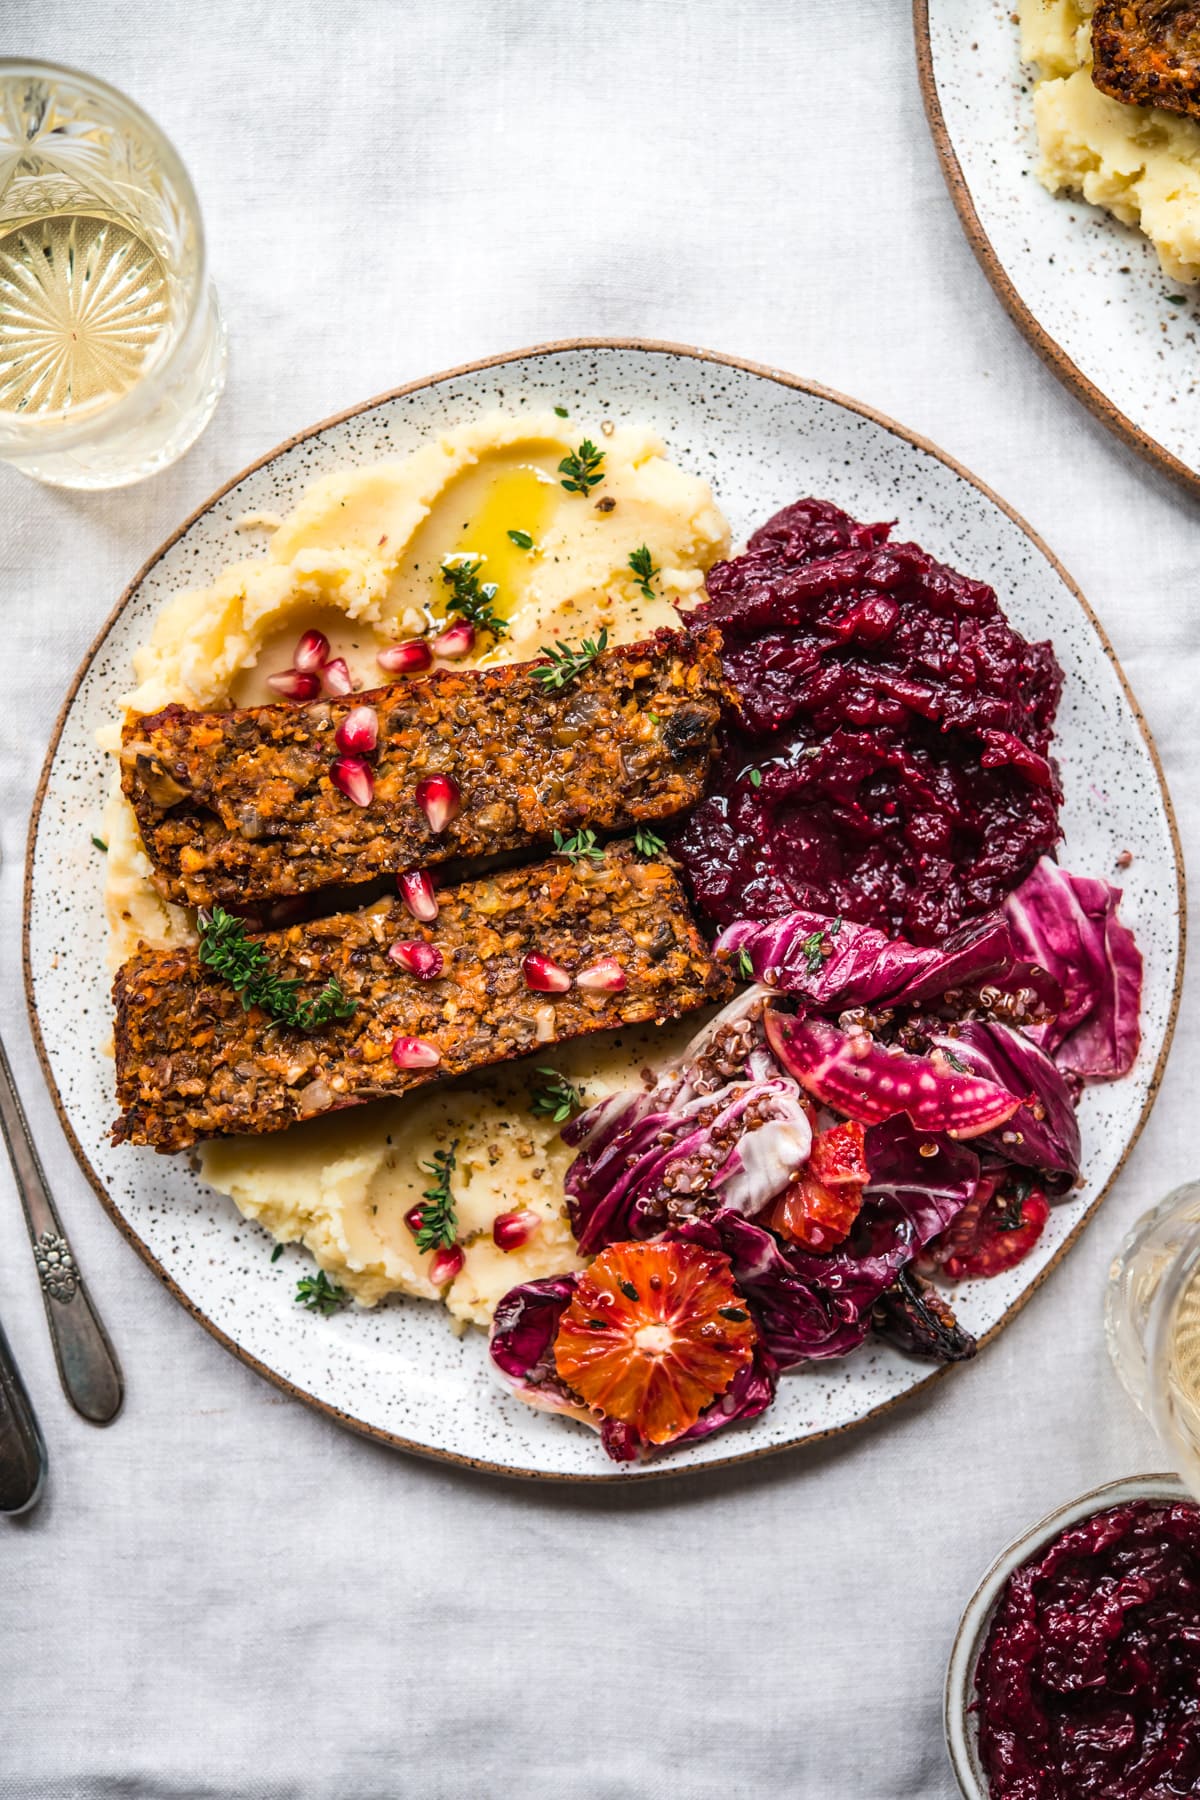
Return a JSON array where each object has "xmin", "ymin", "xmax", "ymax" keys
[
  {"xmin": 24, "ymin": 341, "xmax": 1184, "ymax": 1481},
  {"xmin": 916, "ymin": 1, "xmax": 1200, "ymax": 496}
]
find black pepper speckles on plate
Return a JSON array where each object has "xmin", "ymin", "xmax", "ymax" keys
[{"xmin": 23, "ymin": 342, "xmax": 1183, "ymax": 1480}]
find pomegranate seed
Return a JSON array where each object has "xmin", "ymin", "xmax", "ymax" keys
[
  {"xmin": 416, "ymin": 772, "xmax": 461, "ymax": 834},
  {"xmin": 430, "ymin": 621, "xmax": 476, "ymax": 659},
  {"xmin": 293, "ymin": 629, "xmax": 330, "ymax": 672},
  {"xmin": 331, "ymin": 754, "xmax": 374, "ymax": 806},
  {"xmin": 398, "ymin": 868, "xmax": 439, "ymax": 922},
  {"xmin": 377, "ymin": 639, "xmax": 432, "ymax": 675},
  {"xmin": 390, "ymin": 1036, "xmax": 441, "ymax": 1070},
  {"xmin": 575, "ymin": 957, "xmax": 627, "ymax": 993},
  {"xmin": 388, "ymin": 939, "xmax": 444, "ymax": 981},
  {"xmin": 523, "ymin": 951, "xmax": 571, "ymax": 994},
  {"xmin": 322, "ymin": 657, "xmax": 354, "ymax": 696},
  {"xmin": 335, "ymin": 704, "xmax": 378, "ymax": 754},
  {"xmin": 428, "ymin": 1243, "xmax": 464, "ymax": 1286},
  {"xmin": 404, "ymin": 1204, "xmax": 426, "ymax": 1234},
  {"xmin": 493, "ymin": 1208, "xmax": 540, "ymax": 1252},
  {"xmin": 266, "ymin": 669, "xmax": 321, "ymax": 702}
]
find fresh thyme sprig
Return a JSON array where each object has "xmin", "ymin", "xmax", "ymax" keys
[
  {"xmin": 295, "ymin": 1270, "xmax": 350, "ymax": 1315},
  {"xmin": 552, "ymin": 826, "xmax": 604, "ymax": 865},
  {"xmin": 533, "ymin": 626, "xmax": 609, "ymax": 691},
  {"xmin": 632, "ymin": 825, "xmax": 666, "ymax": 860},
  {"xmin": 414, "ymin": 1140, "xmax": 459, "ymax": 1253},
  {"xmin": 197, "ymin": 907, "xmax": 357, "ymax": 1031},
  {"xmin": 628, "ymin": 545, "xmax": 659, "ymax": 601},
  {"xmin": 798, "ymin": 916, "xmax": 843, "ymax": 977},
  {"xmin": 531, "ymin": 1068, "xmax": 584, "ymax": 1124},
  {"xmin": 440, "ymin": 556, "xmax": 508, "ymax": 638},
  {"xmin": 558, "ymin": 439, "xmax": 605, "ymax": 496}
]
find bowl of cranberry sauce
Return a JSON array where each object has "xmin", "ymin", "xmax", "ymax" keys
[{"xmin": 945, "ymin": 1474, "xmax": 1200, "ymax": 1799}]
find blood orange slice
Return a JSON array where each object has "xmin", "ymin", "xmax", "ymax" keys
[
  {"xmin": 768, "ymin": 1169, "xmax": 864, "ymax": 1252},
  {"xmin": 553, "ymin": 1240, "xmax": 757, "ymax": 1445}
]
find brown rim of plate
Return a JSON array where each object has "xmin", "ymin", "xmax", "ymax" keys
[
  {"xmin": 913, "ymin": 0, "xmax": 1200, "ymax": 503},
  {"xmin": 21, "ymin": 336, "xmax": 1188, "ymax": 1485}
]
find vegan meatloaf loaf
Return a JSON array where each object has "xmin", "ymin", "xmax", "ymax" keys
[
  {"xmin": 112, "ymin": 844, "xmax": 733, "ymax": 1153},
  {"xmin": 1092, "ymin": 1, "xmax": 1200, "ymax": 119},
  {"xmin": 121, "ymin": 626, "xmax": 728, "ymax": 909}
]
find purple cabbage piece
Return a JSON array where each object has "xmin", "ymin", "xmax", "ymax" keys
[
  {"xmin": 1004, "ymin": 857, "xmax": 1143, "ymax": 1081},
  {"xmin": 488, "ymin": 1273, "xmax": 590, "ymax": 1426},
  {"xmin": 931, "ymin": 1020, "xmax": 1081, "ymax": 1179},
  {"xmin": 716, "ymin": 909, "xmax": 1016, "ymax": 1009},
  {"xmin": 564, "ymin": 990, "xmax": 813, "ymax": 1255}
]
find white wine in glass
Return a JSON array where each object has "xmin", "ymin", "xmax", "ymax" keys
[
  {"xmin": 1107, "ymin": 1182, "xmax": 1200, "ymax": 1498},
  {"xmin": 0, "ymin": 60, "xmax": 225, "ymax": 488}
]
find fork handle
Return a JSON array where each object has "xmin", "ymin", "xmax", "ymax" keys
[
  {"xmin": 0, "ymin": 1310, "xmax": 45, "ymax": 1513},
  {"xmin": 0, "ymin": 1035, "xmax": 122, "ymax": 1425}
]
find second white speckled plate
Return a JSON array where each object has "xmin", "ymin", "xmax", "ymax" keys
[
  {"xmin": 916, "ymin": 0, "xmax": 1200, "ymax": 496},
  {"xmin": 24, "ymin": 341, "xmax": 1184, "ymax": 1481}
]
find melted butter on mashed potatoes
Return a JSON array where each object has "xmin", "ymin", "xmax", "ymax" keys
[
  {"xmin": 1020, "ymin": 0, "xmax": 1200, "ymax": 282},
  {"xmin": 103, "ymin": 411, "xmax": 730, "ymax": 1322}
]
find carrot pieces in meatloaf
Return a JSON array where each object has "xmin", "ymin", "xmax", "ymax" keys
[
  {"xmin": 120, "ymin": 627, "xmax": 728, "ymax": 909},
  {"xmin": 112, "ymin": 845, "xmax": 732, "ymax": 1153}
]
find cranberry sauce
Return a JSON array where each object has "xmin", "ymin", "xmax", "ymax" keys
[
  {"xmin": 675, "ymin": 500, "xmax": 1063, "ymax": 944},
  {"xmin": 975, "ymin": 1498, "xmax": 1200, "ymax": 1799}
]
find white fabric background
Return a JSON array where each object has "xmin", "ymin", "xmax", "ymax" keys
[{"xmin": 0, "ymin": 3, "xmax": 1190, "ymax": 1796}]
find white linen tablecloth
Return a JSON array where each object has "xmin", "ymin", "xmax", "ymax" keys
[{"xmin": 0, "ymin": 3, "xmax": 1188, "ymax": 1795}]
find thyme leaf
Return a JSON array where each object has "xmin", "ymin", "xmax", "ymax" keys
[
  {"xmin": 552, "ymin": 826, "xmax": 604, "ymax": 865},
  {"xmin": 632, "ymin": 825, "xmax": 666, "ymax": 859},
  {"xmin": 440, "ymin": 556, "xmax": 508, "ymax": 638},
  {"xmin": 414, "ymin": 1140, "xmax": 459, "ymax": 1253},
  {"xmin": 506, "ymin": 529, "xmax": 534, "ymax": 549},
  {"xmin": 533, "ymin": 627, "xmax": 609, "ymax": 691},
  {"xmin": 295, "ymin": 1270, "xmax": 350, "ymax": 1315},
  {"xmin": 558, "ymin": 439, "xmax": 605, "ymax": 496},
  {"xmin": 628, "ymin": 544, "xmax": 660, "ymax": 601},
  {"xmin": 531, "ymin": 1068, "xmax": 584, "ymax": 1124},
  {"xmin": 737, "ymin": 948, "xmax": 755, "ymax": 982},
  {"xmin": 198, "ymin": 908, "xmax": 356, "ymax": 1031}
]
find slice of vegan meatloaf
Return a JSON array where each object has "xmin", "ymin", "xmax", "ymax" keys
[
  {"xmin": 120, "ymin": 626, "xmax": 728, "ymax": 909},
  {"xmin": 112, "ymin": 844, "xmax": 732, "ymax": 1153},
  {"xmin": 1092, "ymin": 1, "xmax": 1200, "ymax": 119}
]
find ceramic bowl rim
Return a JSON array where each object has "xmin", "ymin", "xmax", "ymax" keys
[{"xmin": 944, "ymin": 1469, "xmax": 1190, "ymax": 1797}]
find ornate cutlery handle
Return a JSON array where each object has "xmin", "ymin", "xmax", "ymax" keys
[
  {"xmin": 0, "ymin": 1309, "xmax": 46, "ymax": 1513},
  {"xmin": 0, "ymin": 1034, "xmax": 122, "ymax": 1425}
]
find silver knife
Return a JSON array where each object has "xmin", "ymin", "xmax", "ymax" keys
[
  {"xmin": 0, "ymin": 1034, "xmax": 122, "ymax": 1425},
  {"xmin": 0, "ymin": 1307, "xmax": 46, "ymax": 1513}
]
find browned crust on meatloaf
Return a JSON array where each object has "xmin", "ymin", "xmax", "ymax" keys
[
  {"xmin": 112, "ymin": 844, "xmax": 732, "ymax": 1153},
  {"xmin": 121, "ymin": 626, "xmax": 728, "ymax": 909},
  {"xmin": 1092, "ymin": 1, "xmax": 1200, "ymax": 118}
]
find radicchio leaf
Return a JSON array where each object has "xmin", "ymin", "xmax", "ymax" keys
[
  {"xmin": 763, "ymin": 1008, "xmax": 1021, "ymax": 1139},
  {"xmin": 675, "ymin": 1123, "xmax": 978, "ymax": 1366},
  {"xmin": 931, "ymin": 1020, "xmax": 1081, "ymax": 1179},
  {"xmin": 1004, "ymin": 857, "xmax": 1142, "ymax": 1081},
  {"xmin": 564, "ymin": 989, "xmax": 813, "ymax": 1254},
  {"xmin": 716, "ymin": 908, "xmax": 1015, "ymax": 1009}
]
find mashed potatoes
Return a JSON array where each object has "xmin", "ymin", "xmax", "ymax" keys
[
  {"xmin": 107, "ymin": 411, "xmax": 730, "ymax": 1321},
  {"xmin": 1020, "ymin": 0, "xmax": 1200, "ymax": 281}
]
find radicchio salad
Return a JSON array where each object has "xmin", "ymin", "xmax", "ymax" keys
[{"xmin": 490, "ymin": 500, "xmax": 1144, "ymax": 1463}]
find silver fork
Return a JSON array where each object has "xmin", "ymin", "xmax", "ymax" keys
[{"xmin": 0, "ymin": 1033, "xmax": 122, "ymax": 1425}]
